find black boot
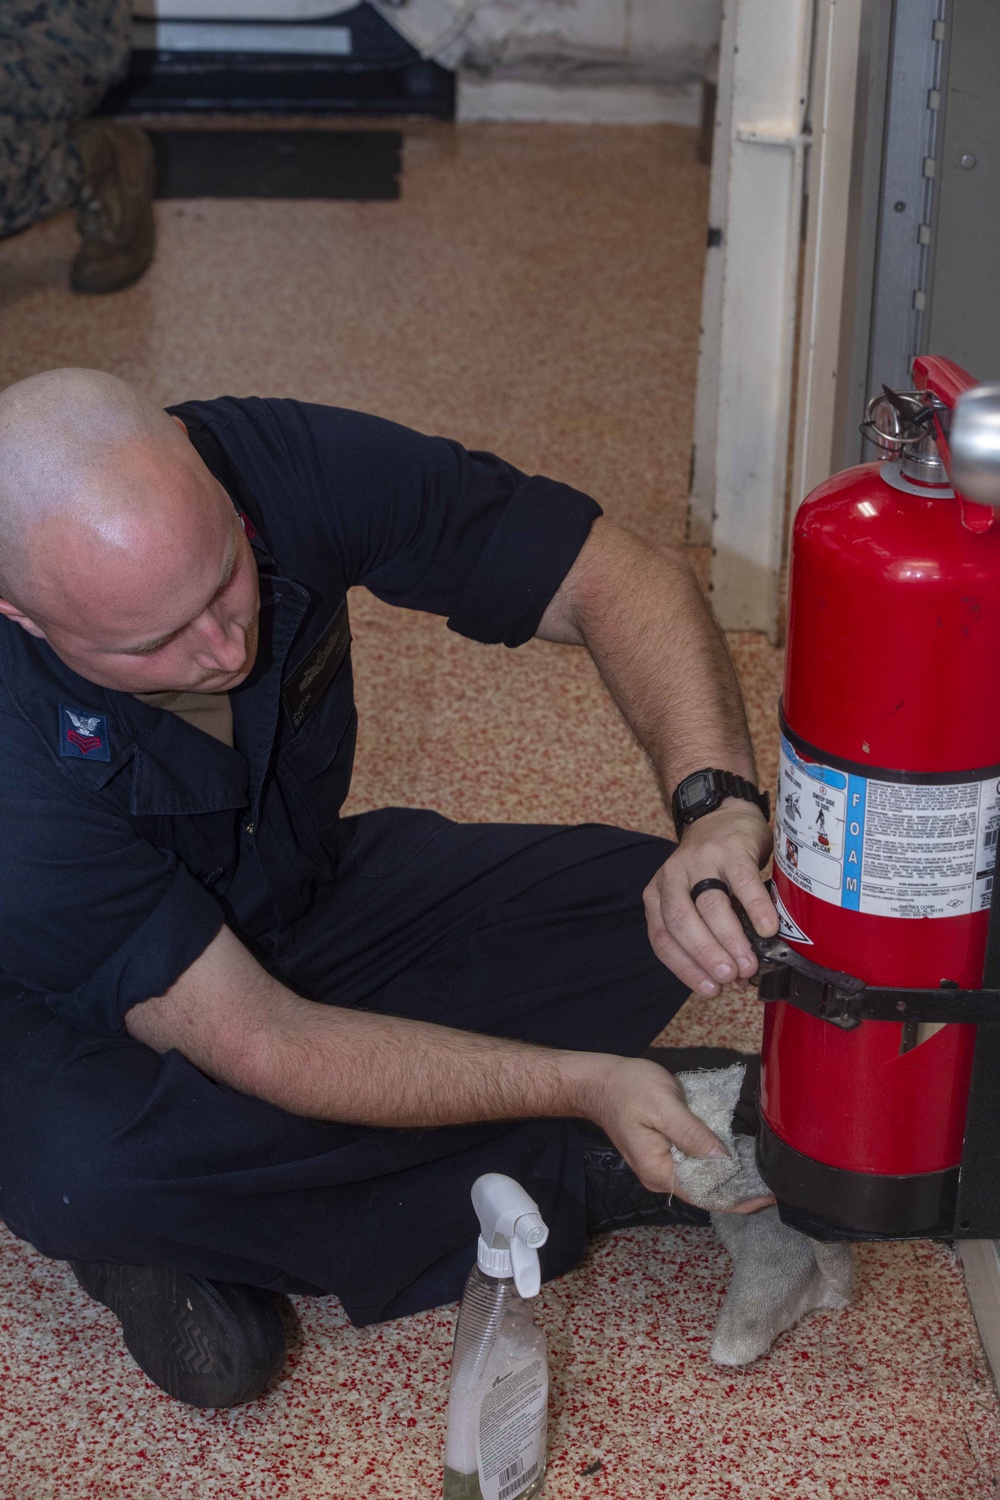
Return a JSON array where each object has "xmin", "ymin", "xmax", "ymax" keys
[
  {"xmin": 71, "ymin": 1260, "xmax": 287, "ymax": 1408},
  {"xmin": 69, "ymin": 120, "xmax": 155, "ymax": 294},
  {"xmin": 579, "ymin": 1123, "xmax": 712, "ymax": 1235}
]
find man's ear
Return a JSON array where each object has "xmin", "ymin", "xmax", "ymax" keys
[
  {"xmin": 171, "ymin": 414, "xmax": 189, "ymax": 436},
  {"xmin": 0, "ymin": 596, "xmax": 47, "ymax": 639}
]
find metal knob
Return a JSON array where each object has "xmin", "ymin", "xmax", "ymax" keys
[{"xmin": 951, "ymin": 384, "xmax": 1000, "ymax": 507}]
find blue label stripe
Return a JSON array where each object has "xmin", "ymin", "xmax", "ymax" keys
[
  {"xmin": 842, "ymin": 775, "xmax": 867, "ymax": 910},
  {"xmin": 781, "ymin": 734, "xmax": 847, "ymax": 790}
]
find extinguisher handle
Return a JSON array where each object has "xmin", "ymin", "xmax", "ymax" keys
[
  {"xmin": 911, "ymin": 354, "xmax": 979, "ymax": 411},
  {"xmin": 911, "ymin": 356, "xmax": 996, "ymax": 531}
]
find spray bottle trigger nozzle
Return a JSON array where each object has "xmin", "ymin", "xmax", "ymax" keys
[
  {"xmin": 472, "ymin": 1174, "xmax": 550, "ymax": 1295},
  {"xmin": 514, "ymin": 1212, "xmax": 547, "ymax": 1249}
]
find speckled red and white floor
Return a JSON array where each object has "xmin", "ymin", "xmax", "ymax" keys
[{"xmin": 0, "ymin": 119, "xmax": 996, "ymax": 1500}]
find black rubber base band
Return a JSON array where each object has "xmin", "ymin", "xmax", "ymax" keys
[
  {"xmin": 757, "ymin": 1117, "xmax": 959, "ymax": 1239},
  {"xmin": 779, "ymin": 704, "xmax": 1000, "ymax": 786}
]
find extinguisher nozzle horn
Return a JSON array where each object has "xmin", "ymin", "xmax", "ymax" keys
[{"xmin": 951, "ymin": 383, "xmax": 1000, "ymax": 508}]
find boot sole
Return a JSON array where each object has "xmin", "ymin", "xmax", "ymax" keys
[{"xmin": 71, "ymin": 1259, "xmax": 286, "ymax": 1408}]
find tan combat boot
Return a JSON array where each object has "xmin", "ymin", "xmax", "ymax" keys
[{"xmin": 70, "ymin": 120, "xmax": 155, "ymax": 294}]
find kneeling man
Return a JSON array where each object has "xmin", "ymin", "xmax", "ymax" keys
[{"xmin": 0, "ymin": 368, "xmax": 776, "ymax": 1406}]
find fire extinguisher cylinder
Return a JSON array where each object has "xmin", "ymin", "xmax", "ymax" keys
[{"xmin": 759, "ymin": 356, "xmax": 1000, "ymax": 1237}]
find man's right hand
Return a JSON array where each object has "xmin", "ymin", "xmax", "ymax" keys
[
  {"xmin": 572, "ymin": 1054, "xmax": 774, "ymax": 1214},
  {"xmin": 643, "ymin": 800, "xmax": 778, "ymax": 997}
]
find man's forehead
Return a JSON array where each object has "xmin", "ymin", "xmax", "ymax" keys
[
  {"xmin": 111, "ymin": 528, "xmax": 245, "ymax": 657},
  {"xmin": 37, "ymin": 496, "xmax": 242, "ymax": 644}
]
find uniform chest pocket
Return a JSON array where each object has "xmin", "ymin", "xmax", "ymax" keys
[{"xmin": 279, "ymin": 654, "xmax": 358, "ymax": 840}]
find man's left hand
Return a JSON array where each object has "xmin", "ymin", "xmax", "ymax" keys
[{"xmin": 643, "ymin": 801, "xmax": 778, "ymax": 995}]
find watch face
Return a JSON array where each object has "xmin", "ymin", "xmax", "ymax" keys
[{"xmin": 680, "ymin": 771, "xmax": 715, "ymax": 809}]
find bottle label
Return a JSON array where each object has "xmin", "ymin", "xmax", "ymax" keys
[
  {"xmin": 477, "ymin": 1356, "xmax": 547, "ymax": 1500},
  {"xmin": 776, "ymin": 735, "xmax": 1000, "ymax": 919}
]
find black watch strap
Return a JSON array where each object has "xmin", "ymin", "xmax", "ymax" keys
[{"xmin": 671, "ymin": 768, "xmax": 770, "ymax": 833}]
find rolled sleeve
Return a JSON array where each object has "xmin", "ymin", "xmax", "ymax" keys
[
  {"xmin": 446, "ymin": 473, "xmax": 602, "ymax": 646},
  {"xmin": 354, "ymin": 436, "xmax": 603, "ymax": 647},
  {"xmin": 198, "ymin": 401, "xmax": 603, "ymax": 649},
  {"xmin": 51, "ymin": 858, "xmax": 224, "ymax": 1036}
]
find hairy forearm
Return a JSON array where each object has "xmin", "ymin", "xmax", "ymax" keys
[
  {"xmin": 240, "ymin": 989, "xmax": 598, "ymax": 1126},
  {"xmin": 538, "ymin": 520, "xmax": 757, "ymax": 799},
  {"xmin": 126, "ymin": 928, "xmax": 603, "ymax": 1128}
]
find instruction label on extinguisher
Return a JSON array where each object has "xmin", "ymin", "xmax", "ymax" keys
[{"xmin": 775, "ymin": 736, "xmax": 1000, "ymax": 919}]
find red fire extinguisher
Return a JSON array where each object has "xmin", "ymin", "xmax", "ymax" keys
[{"xmin": 756, "ymin": 355, "xmax": 1000, "ymax": 1238}]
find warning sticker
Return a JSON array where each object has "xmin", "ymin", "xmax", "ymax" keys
[
  {"xmin": 772, "ymin": 886, "xmax": 812, "ymax": 944},
  {"xmin": 774, "ymin": 735, "xmax": 1000, "ymax": 920}
]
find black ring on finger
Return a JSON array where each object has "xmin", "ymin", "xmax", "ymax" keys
[{"xmin": 690, "ymin": 877, "xmax": 731, "ymax": 905}]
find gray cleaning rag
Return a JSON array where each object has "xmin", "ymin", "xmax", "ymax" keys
[{"xmin": 670, "ymin": 1064, "xmax": 855, "ymax": 1366}]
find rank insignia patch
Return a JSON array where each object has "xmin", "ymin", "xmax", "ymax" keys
[{"xmin": 60, "ymin": 705, "xmax": 110, "ymax": 761}]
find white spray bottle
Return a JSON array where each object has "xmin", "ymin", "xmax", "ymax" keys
[{"xmin": 443, "ymin": 1174, "xmax": 550, "ymax": 1500}]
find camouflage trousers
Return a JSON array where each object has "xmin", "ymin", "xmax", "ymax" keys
[{"xmin": 0, "ymin": 0, "xmax": 132, "ymax": 238}]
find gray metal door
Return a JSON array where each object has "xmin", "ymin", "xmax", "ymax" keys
[
  {"xmin": 924, "ymin": 0, "xmax": 1000, "ymax": 381},
  {"xmin": 832, "ymin": 0, "xmax": 999, "ymax": 467}
]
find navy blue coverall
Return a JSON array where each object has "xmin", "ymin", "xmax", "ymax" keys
[{"xmin": 0, "ymin": 398, "xmax": 689, "ymax": 1325}]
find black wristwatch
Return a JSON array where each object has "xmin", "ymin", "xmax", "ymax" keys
[{"xmin": 671, "ymin": 768, "xmax": 770, "ymax": 834}]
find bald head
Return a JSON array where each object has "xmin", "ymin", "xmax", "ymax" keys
[
  {"xmin": 0, "ymin": 368, "xmax": 197, "ymax": 610},
  {"xmin": 0, "ymin": 368, "xmax": 260, "ymax": 693}
]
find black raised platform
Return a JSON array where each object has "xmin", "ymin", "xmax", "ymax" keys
[
  {"xmin": 97, "ymin": 4, "xmax": 454, "ymax": 119},
  {"xmin": 148, "ymin": 128, "xmax": 402, "ymax": 200}
]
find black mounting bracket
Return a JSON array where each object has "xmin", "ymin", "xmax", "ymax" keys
[{"xmin": 744, "ymin": 923, "xmax": 1000, "ymax": 1030}]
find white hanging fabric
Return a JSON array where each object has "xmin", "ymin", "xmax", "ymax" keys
[
  {"xmin": 133, "ymin": 1, "xmax": 359, "ymax": 17},
  {"xmin": 133, "ymin": 0, "xmax": 476, "ymax": 63},
  {"xmin": 368, "ymin": 0, "xmax": 474, "ymax": 66}
]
